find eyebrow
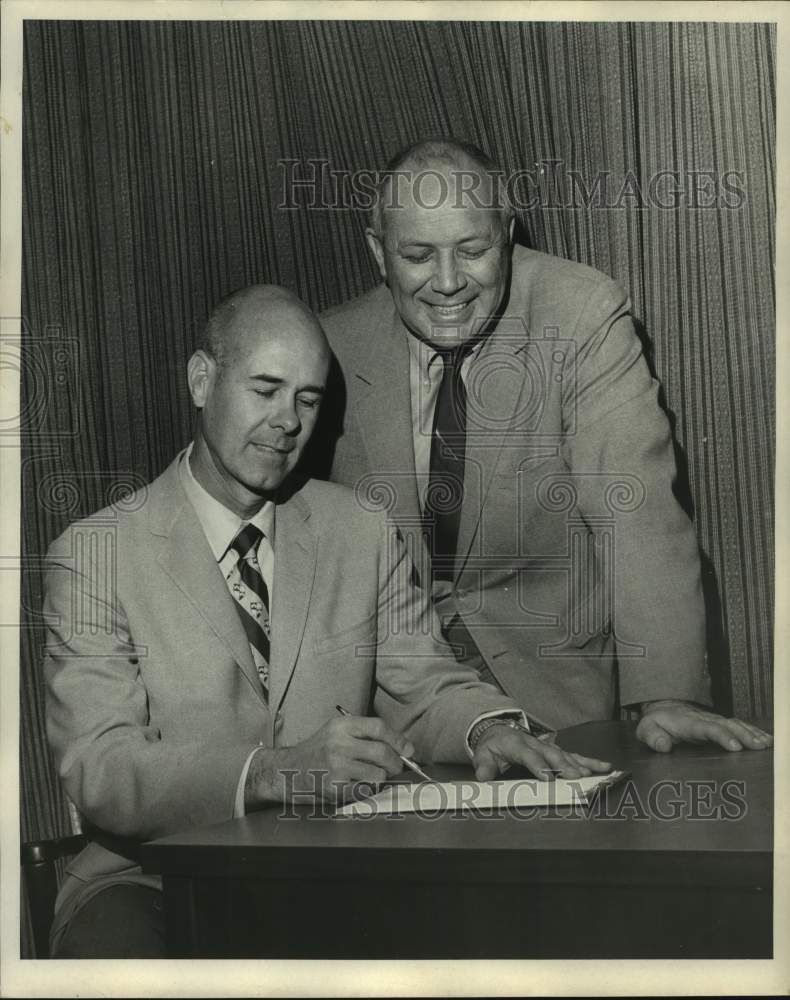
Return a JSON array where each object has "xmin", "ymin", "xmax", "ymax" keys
[
  {"xmin": 396, "ymin": 235, "xmax": 492, "ymax": 249},
  {"xmin": 248, "ymin": 374, "xmax": 325, "ymax": 394}
]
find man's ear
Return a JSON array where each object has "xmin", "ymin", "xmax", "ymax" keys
[
  {"xmin": 365, "ymin": 227, "xmax": 388, "ymax": 282},
  {"xmin": 507, "ymin": 216, "xmax": 516, "ymax": 244},
  {"xmin": 187, "ymin": 350, "xmax": 216, "ymax": 409}
]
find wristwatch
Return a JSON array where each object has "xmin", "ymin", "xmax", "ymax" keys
[{"xmin": 468, "ymin": 715, "xmax": 556, "ymax": 752}]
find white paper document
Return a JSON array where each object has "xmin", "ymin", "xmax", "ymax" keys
[{"xmin": 337, "ymin": 771, "xmax": 626, "ymax": 816}]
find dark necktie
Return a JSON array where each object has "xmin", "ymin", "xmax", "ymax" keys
[
  {"xmin": 423, "ymin": 345, "xmax": 470, "ymax": 581},
  {"xmin": 228, "ymin": 523, "xmax": 271, "ymax": 697}
]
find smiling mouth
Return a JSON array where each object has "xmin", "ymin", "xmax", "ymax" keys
[
  {"xmin": 425, "ymin": 301, "xmax": 474, "ymax": 318},
  {"xmin": 252, "ymin": 442, "xmax": 294, "ymax": 456}
]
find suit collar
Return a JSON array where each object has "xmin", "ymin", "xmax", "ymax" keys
[
  {"xmin": 179, "ymin": 444, "xmax": 275, "ymax": 560},
  {"xmin": 146, "ymin": 451, "xmax": 190, "ymax": 538},
  {"xmin": 146, "ymin": 448, "xmax": 304, "ymax": 538},
  {"xmin": 146, "ymin": 452, "xmax": 315, "ymax": 710},
  {"xmin": 350, "ymin": 307, "xmax": 422, "ymax": 527},
  {"xmin": 455, "ymin": 317, "xmax": 533, "ymax": 574},
  {"xmin": 342, "ymin": 285, "xmax": 402, "ymax": 389},
  {"xmin": 268, "ymin": 490, "xmax": 317, "ymax": 713},
  {"xmin": 152, "ymin": 459, "xmax": 267, "ymax": 705}
]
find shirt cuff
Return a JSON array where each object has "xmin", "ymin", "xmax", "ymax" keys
[
  {"xmin": 465, "ymin": 709, "xmax": 529, "ymax": 759},
  {"xmin": 234, "ymin": 743, "xmax": 266, "ymax": 818}
]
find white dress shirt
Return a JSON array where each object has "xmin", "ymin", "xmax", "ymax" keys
[
  {"xmin": 179, "ymin": 446, "xmax": 274, "ymax": 816},
  {"xmin": 180, "ymin": 444, "xmax": 275, "ymax": 597}
]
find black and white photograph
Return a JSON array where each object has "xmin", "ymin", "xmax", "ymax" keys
[{"xmin": 1, "ymin": 1, "xmax": 785, "ymax": 995}]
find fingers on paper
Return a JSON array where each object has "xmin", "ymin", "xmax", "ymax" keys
[
  {"xmin": 535, "ymin": 745, "xmax": 611, "ymax": 780},
  {"xmin": 474, "ymin": 732, "xmax": 609, "ymax": 782},
  {"xmin": 472, "ymin": 744, "xmax": 502, "ymax": 782}
]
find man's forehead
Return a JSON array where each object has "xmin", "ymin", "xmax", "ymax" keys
[
  {"xmin": 390, "ymin": 164, "xmax": 497, "ymax": 204},
  {"xmin": 381, "ymin": 162, "xmax": 503, "ymax": 239},
  {"xmin": 221, "ymin": 310, "xmax": 325, "ymax": 370},
  {"xmin": 384, "ymin": 199, "xmax": 501, "ymax": 243}
]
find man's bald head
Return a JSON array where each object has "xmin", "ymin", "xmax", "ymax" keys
[
  {"xmin": 202, "ymin": 284, "xmax": 329, "ymax": 375},
  {"xmin": 369, "ymin": 137, "xmax": 514, "ymax": 239},
  {"xmin": 188, "ymin": 284, "xmax": 330, "ymax": 515}
]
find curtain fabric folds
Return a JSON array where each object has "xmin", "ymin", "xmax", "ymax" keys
[{"xmin": 20, "ymin": 19, "xmax": 775, "ymax": 953}]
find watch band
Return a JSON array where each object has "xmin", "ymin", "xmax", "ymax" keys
[
  {"xmin": 468, "ymin": 716, "xmax": 523, "ymax": 752},
  {"xmin": 469, "ymin": 716, "xmax": 557, "ymax": 753}
]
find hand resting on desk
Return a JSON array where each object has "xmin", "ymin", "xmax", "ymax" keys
[
  {"xmin": 472, "ymin": 726, "xmax": 612, "ymax": 782},
  {"xmin": 637, "ymin": 700, "xmax": 773, "ymax": 754}
]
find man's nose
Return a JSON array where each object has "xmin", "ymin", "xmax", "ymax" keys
[
  {"xmin": 270, "ymin": 399, "xmax": 301, "ymax": 435},
  {"xmin": 431, "ymin": 251, "xmax": 466, "ymax": 296}
]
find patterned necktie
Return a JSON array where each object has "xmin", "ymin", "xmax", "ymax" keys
[
  {"xmin": 228, "ymin": 522, "xmax": 271, "ymax": 698},
  {"xmin": 423, "ymin": 344, "xmax": 470, "ymax": 581}
]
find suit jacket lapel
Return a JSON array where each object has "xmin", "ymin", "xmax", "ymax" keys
[
  {"xmin": 347, "ymin": 308, "xmax": 427, "ymax": 577},
  {"xmin": 350, "ymin": 309, "xmax": 421, "ymax": 527},
  {"xmin": 346, "ymin": 307, "xmax": 540, "ymax": 584},
  {"xmin": 268, "ymin": 489, "xmax": 317, "ymax": 714},
  {"xmin": 455, "ymin": 318, "xmax": 541, "ymax": 577},
  {"xmin": 151, "ymin": 457, "xmax": 266, "ymax": 706}
]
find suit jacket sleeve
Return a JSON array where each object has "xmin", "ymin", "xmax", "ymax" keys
[
  {"xmin": 561, "ymin": 276, "xmax": 711, "ymax": 707},
  {"xmin": 43, "ymin": 526, "xmax": 256, "ymax": 841},
  {"xmin": 370, "ymin": 518, "xmax": 522, "ymax": 760}
]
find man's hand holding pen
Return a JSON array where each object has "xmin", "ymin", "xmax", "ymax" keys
[{"xmin": 244, "ymin": 714, "xmax": 414, "ymax": 808}]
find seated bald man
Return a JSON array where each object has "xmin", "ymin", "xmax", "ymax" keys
[{"xmin": 43, "ymin": 284, "xmax": 609, "ymax": 958}]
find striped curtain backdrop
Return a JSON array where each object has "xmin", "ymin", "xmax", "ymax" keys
[{"xmin": 20, "ymin": 19, "xmax": 774, "ymax": 953}]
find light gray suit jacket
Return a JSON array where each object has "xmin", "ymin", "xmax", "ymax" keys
[
  {"xmin": 44, "ymin": 453, "xmax": 515, "ymax": 933},
  {"xmin": 320, "ymin": 245, "xmax": 712, "ymax": 729}
]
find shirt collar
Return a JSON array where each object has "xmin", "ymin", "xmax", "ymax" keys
[
  {"xmin": 405, "ymin": 327, "xmax": 484, "ymax": 378},
  {"xmin": 179, "ymin": 443, "xmax": 275, "ymax": 562}
]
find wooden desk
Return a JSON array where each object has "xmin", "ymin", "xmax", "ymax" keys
[{"xmin": 140, "ymin": 721, "xmax": 772, "ymax": 958}]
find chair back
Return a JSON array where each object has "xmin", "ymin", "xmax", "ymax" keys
[{"xmin": 21, "ymin": 834, "xmax": 87, "ymax": 958}]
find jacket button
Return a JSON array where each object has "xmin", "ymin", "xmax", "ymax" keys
[{"xmin": 274, "ymin": 712, "xmax": 284, "ymax": 731}]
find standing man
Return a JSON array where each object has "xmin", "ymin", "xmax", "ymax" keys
[
  {"xmin": 44, "ymin": 284, "xmax": 607, "ymax": 957},
  {"xmin": 320, "ymin": 137, "xmax": 771, "ymax": 753}
]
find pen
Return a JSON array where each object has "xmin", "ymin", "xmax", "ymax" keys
[{"xmin": 335, "ymin": 704, "xmax": 434, "ymax": 782}]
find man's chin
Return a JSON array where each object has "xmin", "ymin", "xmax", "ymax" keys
[
  {"xmin": 244, "ymin": 465, "xmax": 294, "ymax": 496},
  {"xmin": 256, "ymin": 473, "xmax": 289, "ymax": 492},
  {"xmin": 419, "ymin": 323, "xmax": 479, "ymax": 350},
  {"xmin": 416, "ymin": 311, "xmax": 490, "ymax": 348}
]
